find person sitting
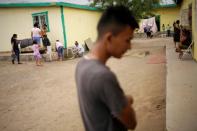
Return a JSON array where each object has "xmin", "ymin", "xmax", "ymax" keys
[
  {"xmin": 176, "ymin": 29, "xmax": 192, "ymax": 58},
  {"xmin": 72, "ymin": 41, "xmax": 84, "ymax": 57}
]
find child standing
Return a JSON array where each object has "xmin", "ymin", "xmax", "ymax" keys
[
  {"xmin": 32, "ymin": 40, "xmax": 42, "ymax": 66},
  {"xmin": 11, "ymin": 34, "xmax": 22, "ymax": 64}
]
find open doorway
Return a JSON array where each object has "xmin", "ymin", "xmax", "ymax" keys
[{"xmin": 155, "ymin": 15, "xmax": 160, "ymax": 31}]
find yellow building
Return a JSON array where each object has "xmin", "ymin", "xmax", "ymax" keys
[
  {"xmin": 0, "ymin": 1, "xmax": 101, "ymax": 52},
  {"xmin": 153, "ymin": 5, "xmax": 180, "ymax": 31}
]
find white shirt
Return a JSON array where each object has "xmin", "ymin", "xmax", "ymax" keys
[
  {"xmin": 75, "ymin": 44, "xmax": 84, "ymax": 54},
  {"xmin": 56, "ymin": 41, "xmax": 64, "ymax": 49},
  {"xmin": 31, "ymin": 27, "xmax": 41, "ymax": 37}
]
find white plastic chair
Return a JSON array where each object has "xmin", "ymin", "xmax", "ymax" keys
[{"xmin": 180, "ymin": 40, "xmax": 194, "ymax": 59}]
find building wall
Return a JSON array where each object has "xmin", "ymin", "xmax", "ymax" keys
[
  {"xmin": 0, "ymin": 7, "xmax": 63, "ymax": 52},
  {"xmin": 179, "ymin": 0, "xmax": 197, "ymax": 60},
  {"xmin": 154, "ymin": 7, "xmax": 180, "ymax": 30},
  {"xmin": 192, "ymin": 0, "xmax": 197, "ymax": 60},
  {"xmin": 181, "ymin": 0, "xmax": 193, "ymax": 9},
  {"xmin": 63, "ymin": 7, "xmax": 101, "ymax": 47}
]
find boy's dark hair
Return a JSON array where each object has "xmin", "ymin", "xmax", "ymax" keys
[{"xmin": 97, "ymin": 5, "xmax": 139, "ymax": 38}]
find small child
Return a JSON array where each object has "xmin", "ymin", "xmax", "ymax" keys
[
  {"xmin": 55, "ymin": 40, "xmax": 64, "ymax": 61},
  {"xmin": 32, "ymin": 40, "xmax": 42, "ymax": 66}
]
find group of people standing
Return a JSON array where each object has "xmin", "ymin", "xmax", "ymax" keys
[{"xmin": 11, "ymin": 22, "xmax": 65, "ymax": 66}]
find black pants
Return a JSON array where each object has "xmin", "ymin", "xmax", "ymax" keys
[
  {"xmin": 12, "ymin": 49, "xmax": 20, "ymax": 63},
  {"xmin": 167, "ymin": 30, "xmax": 171, "ymax": 37},
  {"xmin": 146, "ymin": 32, "xmax": 151, "ymax": 38}
]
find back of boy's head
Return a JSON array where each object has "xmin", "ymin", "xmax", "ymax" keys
[{"xmin": 97, "ymin": 5, "xmax": 139, "ymax": 39}]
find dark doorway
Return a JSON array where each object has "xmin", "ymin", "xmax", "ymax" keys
[
  {"xmin": 155, "ymin": 15, "xmax": 160, "ymax": 31},
  {"xmin": 188, "ymin": 4, "xmax": 192, "ymax": 28}
]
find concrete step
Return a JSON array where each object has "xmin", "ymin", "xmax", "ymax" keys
[{"xmin": 0, "ymin": 49, "xmax": 75, "ymax": 62}]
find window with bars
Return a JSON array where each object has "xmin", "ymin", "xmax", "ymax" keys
[{"xmin": 32, "ymin": 11, "xmax": 50, "ymax": 32}]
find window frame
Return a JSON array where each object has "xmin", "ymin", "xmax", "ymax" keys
[{"xmin": 32, "ymin": 11, "xmax": 50, "ymax": 32}]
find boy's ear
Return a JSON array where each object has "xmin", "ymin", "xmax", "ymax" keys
[{"xmin": 104, "ymin": 32, "xmax": 113, "ymax": 44}]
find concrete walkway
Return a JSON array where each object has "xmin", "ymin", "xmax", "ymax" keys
[{"xmin": 166, "ymin": 42, "xmax": 197, "ymax": 131}]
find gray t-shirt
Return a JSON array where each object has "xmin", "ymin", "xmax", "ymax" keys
[{"xmin": 75, "ymin": 57, "xmax": 128, "ymax": 131}]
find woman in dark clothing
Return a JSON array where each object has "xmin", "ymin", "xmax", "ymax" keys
[
  {"xmin": 11, "ymin": 34, "xmax": 22, "ymax": 64},
  {"xmin": 173, "ymin": 20, "xmax": 180, "ymax": 48}
]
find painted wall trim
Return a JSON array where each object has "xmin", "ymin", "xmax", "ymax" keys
[
  {"xmin": 153, "ymin": 4, "xmax": 177, "ymax": 8},
  {"xmin": 0, "ymin": 2, "xmax": 176, "ymax": 11},
  {"xmin": 60, "ymin": 6, "xmax": 67, "ymax": 48},
  {"xmin": 0, "ymin": 2, "xmax": 99, "ymax": 11},
  {"xmin": 56, "ymin": 2, "xmax": 99, "ymax": 11}
]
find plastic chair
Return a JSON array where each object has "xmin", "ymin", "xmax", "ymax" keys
[{"xmin": 179, "ymin": 40, "xmax": 194, "ymax": 59}]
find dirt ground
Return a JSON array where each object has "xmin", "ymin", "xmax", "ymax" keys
[{"xmin": 0, "ymin": 38, "xmax": 169, "ymax": 131}]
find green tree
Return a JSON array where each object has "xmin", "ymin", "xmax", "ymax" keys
[{"xmin": 90, "ymin": 0, "xmax": 159, "ymax": 20}]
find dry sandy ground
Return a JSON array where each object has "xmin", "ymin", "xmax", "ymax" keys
[{"xmin": 0, "ymin": 38, "xmax": 169, "ymax": 131}]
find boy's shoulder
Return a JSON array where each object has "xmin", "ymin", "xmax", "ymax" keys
[{"xmin": 79, "ymin": 58, "xmax": 112, "ymax": 76}]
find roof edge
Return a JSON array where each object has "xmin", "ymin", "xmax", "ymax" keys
[
  {"xmin": 57, "ymin": 2, "xmax": 99, "ymax": 11},
  {"xmin": 0, "ymin": 2, "xmax": 99, "ymax": 11},
  {"xmin": 0, "ymin": 2, "xmax": 54, "ymax": 7}
]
